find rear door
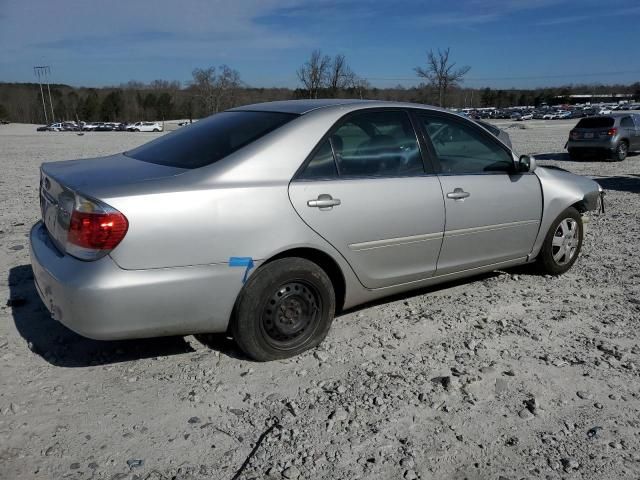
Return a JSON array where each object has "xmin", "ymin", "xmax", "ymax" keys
[
  {"xmin": 619, "ymin": 116, "xmax": 634, "ymax": 149},
  {"xmin": 289, "ymin": 109, "xmax": 445, "ymax": 289},
  {"xmin": 415, "ymin": 111, "xmax": 542, "ymax": 275}
]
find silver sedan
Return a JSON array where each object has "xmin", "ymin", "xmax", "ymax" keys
[{"xmin": 30, "ymin": 100, "xmax": 602, "ymax": 360}]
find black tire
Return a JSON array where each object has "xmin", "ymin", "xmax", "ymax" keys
[
  {"xmin": 568, "ymin": 150, "xmax": 582, "ymax": 161},
  {"xmin": 536, "ymin": 207, "xmax": 583, "ymax": 275},
  {"xmin": 613, "ymin": 141, "xmax": 628, "ymax": 161},
  {"xmin": 153, "ymin": 128, "xmax": 160, "ymax": 132},
  {"xmin": 231, "ymin": 257, "xmax": 335, "ymax": 361}
]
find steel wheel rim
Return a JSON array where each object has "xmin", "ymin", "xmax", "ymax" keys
[
  {"xmin": 551, "ymin": 218, "xmax": 579, "ymax": 266},
  {"xmin": 260, "ymin": 281, "xmax": 322, "ymax": 350}
]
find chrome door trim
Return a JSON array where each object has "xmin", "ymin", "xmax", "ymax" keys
[
  {"xmin": 444, "ymin": 219, "xmax": 540, "ymax": 238},
  {"xmin": 349, "ymin": 231, "xmax": 444, "ymax": 251}
]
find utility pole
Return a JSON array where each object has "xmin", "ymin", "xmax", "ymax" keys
[
  {"xmin": 34, "ymin": 66, "xmax": 55, "ymax": 122},
  {"xmin": 34, "ymin": 66, "xmax": 48, "ymax": 124}
]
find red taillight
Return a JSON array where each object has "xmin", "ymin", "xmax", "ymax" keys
[
  {"xmin": 570, "ymin": 130, "xmax": 578, "ymax": 140},
  {"xmin": 607, "ymin": 127, "xmax": 617, "ymax": 136},
  {"xmin": 67, "ymin": 210, "xmax": 128, "ymax": 250}
]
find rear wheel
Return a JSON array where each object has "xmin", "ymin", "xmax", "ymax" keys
[
  {"xmin": 536, "ymin": 207, "xmax": 583, "ymax": 275},
  {"xmin": 613, "ymin": 141, "xmax": 628, "ymax": 161},
  {"xmin": 153, "ymin": 128, "xmax": 160, "ymax": 132},
  {"xmin": 231, "ymin": 257, "xmax": 335, "ymax": 361},
  {"xmin": 568, "ymin": 149, "xmax": 582, "ymax": 161}
]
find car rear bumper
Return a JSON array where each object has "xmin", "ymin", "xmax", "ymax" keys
[
  {"xmin": 29, "ymin": 222, "xmax": 247, "ymax": 340},
  {"xmin": 567, "ymin": 139, "xmax": 616, "ymax": 151}
]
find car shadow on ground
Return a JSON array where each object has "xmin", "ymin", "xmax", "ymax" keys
[
  {"xmin": 8, "ymin": 264, "xmax": 246, "ymax": 367},
  {"xmin": 534, "ymin": 152, "xmax": 639, "ymax": 162},
  {"xmin": 339, "ymin": 269, "xmax": 514, "ymax": 317},
  {"xmin": 594, "ymin": 174, "xmax": 640, "ymax": 193}
]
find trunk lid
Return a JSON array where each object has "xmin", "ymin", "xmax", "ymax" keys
[{"xmin": 39, "ymin": 154, "xmax": 185, "ymax": 253}]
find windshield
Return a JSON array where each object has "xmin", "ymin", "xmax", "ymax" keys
[{"xmin": 126, "ymin": 111, "xmax": 298, "ymax": 169}]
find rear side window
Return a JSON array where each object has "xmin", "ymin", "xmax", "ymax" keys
[
  {"xmin": 126, "ymin": 111, "xmax": 297, "ymax": 169},
  {"xmin": 329, "ymin": 111, "xmax": 424, "ymax": 177},
  {"xmin": 576, "ymin": 117, "xmax": 614, "ymax": 129},
  {"xmin": 620, "ymin": 117, "xmax": 633, "ymax": 127},
  {"xmin": 300, "ymin": 140, "xmax": 338, "ymax": 179}
]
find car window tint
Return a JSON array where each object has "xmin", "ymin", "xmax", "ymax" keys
[
  {"xmin": 126, "ymin": 111, "xmax": 297, "ymax": 169},
  {"xmin": 419, "ymin": 115, "xmax": 513, "ymax": 174},
  {"xmin": 620, "ymin": 116, "xmax": 633, "ymax": 127},
  {"xmin": 576, "ymin": 117, "xmax": 614, "ymax": 129},
  {"xmin": 331, "ymin": 111, "xmax": 424, "ymax": 177},
  {"xmin": 300, "ymin": 140, "xmax": 338, "ymax": 179}
]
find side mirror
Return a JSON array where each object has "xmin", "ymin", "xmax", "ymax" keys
[{"xmin": 517, "ymin": 154, "xmax": 536, "ymax": 173}]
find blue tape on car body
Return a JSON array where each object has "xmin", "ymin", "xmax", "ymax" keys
[{"xmin": 229, "ymin": 257, "xmax": 255, "ymax": 284}]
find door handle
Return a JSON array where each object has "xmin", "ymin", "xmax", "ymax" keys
[
  {"xmin": 446, "ymin": 188, "xmax": 470, "ymax": 200},
  {"xmin": 307, "ymin": 194, "xmax": 341, "ymax": 209}
]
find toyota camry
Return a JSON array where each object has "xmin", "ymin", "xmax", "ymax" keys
[{"xmin": 30, "ymin": 99, "xmax": 603, "ymax": 360}]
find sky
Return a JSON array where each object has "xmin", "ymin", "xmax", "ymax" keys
[{"xmin": 1, "ymin": 0, "xmax": 639, "ymax": 90}]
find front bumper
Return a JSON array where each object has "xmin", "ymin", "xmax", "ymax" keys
[{"xmin": 29, "ymin": 222, "xmax": 246, "ymax": 340}]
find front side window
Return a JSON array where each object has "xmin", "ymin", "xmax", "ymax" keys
[
  {"xmin": 329, "ymin": 111, "xmax": 424, "ymax": 178},
  {"xmin": 127, "ymin": 111, "xmax": 297, "ymax": 169},
  {"xmin": 418, "ymin": 114, "xmax": 513, "ymax": 174}
]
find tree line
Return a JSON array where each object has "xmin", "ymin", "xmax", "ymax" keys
[{"xmin": 1, "ymin": 49, "xmax": 639, "ymax": 123}]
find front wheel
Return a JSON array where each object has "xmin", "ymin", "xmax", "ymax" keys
[
  {"xmin": 536, "ymin": 207, "xmax": 583, "ymax": 275},
  {"xmin": 231, "ymin": 257, "xmax": 335, "ymax": 361}
]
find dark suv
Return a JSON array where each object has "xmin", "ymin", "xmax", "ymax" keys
[{"xmin": 567, "ymin": 113, "xmax": 640, "ymax": 161}]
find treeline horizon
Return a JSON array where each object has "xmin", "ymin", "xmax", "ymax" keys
[{"xmin": 1, "ymin": 79, "xmax": 639, "ymax": 124}]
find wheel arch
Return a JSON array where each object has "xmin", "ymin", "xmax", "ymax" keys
[{"xmin": 262, "ymin": 247, "xmax": 346, "ymax": 314}]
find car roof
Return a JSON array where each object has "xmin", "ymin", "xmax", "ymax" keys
[{"xmin": 230, "ymin": 99, "xmax": 448, "ymax": 115}]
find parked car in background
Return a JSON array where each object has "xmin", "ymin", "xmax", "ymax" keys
[
  {"xmin": 82, "ymin": 122, "xmax": 98, "ymax": 131},
  {"xmin": 30, "ymin": 99, "xmax": 602, "ymax": 361},
  {"xmin": 567, "ymin": 113, "xmax": 640, "ymax": 161},
  {"xmin": 127, "ymin": 122, "xmax": 163, "ymax": 132},
  {"xmin": 520, "ymin": 113, "xmax": 533, "ymax": 121}
]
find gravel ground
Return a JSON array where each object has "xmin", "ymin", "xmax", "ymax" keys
[{"xmin": 1, "ymin": 120, "xmax": 639, "ymax": 480}]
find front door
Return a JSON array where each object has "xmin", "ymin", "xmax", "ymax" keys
[
  {"xmin": 289, "ymin": 109, "xmax": 445, "ymax": 289},
  {"xmin": 415, "ymin": 112, "xmax": 543, "ymax": 274}
]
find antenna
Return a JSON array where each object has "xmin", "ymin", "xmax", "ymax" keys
[{"xmin": 34, "ymin": 66, "xmax": 55, "ymax": 123}]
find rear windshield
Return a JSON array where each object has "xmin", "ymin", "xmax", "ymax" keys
[
  {"xmin": 126, "ymin": 111, "xmax": 298, "ymax": 169},
  {"xmin": 576, "ymin": 117, "xmax": 614, "ymax": 129}
]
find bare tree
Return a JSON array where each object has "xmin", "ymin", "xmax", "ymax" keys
[
  {"xmin": 415, "ymin": 48, "xmax": 470, "ymax": 107},
  {"xmin": 297, "ymin": 50, "xmax": 331, "ymax": 99},
  {"xmin": 327, "ymin": 54, "xmax": 355, "ymax": 96},
  {"xmin": 352, "ymin": 77, "xmax": 371, "ymax": 99},
  {"xmin": 192, "ymin": 65, "xmax": 242, "ymax": 114}
]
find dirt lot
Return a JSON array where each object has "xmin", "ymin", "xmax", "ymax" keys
[{"xmin": 1, "ymin": 120, "xmax": 639, "ymax": 480}]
